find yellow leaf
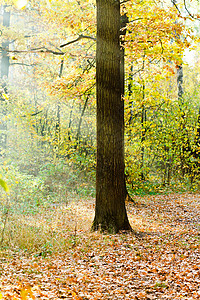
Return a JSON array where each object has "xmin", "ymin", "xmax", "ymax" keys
[
  {"xmin": 2, "ymin": 93, "xmax": 9, "ymax": 101},
  {"xmin": 20, "ymin": 288, "xmax": 28, "ymax": 300},
  {"xmin": 0, "ymin": 177, "xmax": 9, "ymax": 192}
]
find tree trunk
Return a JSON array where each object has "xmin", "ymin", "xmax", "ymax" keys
[
  {"xmin": 92, "ymin": 0, "xmax": 132, "ymax": 233},
  {"xmin": 140, "ymin": 83, "xmax": 146, "ymax": 181},
  {"xmin": 54, "ymin": 59, "xmax": 64, "ymax": 156},
  {"xmin": 195, "ymin": 108, "xmax": 200, "ymax": 155},
  {"xmin": 0, "ymin": 5, "xmax": 10, "ymax": 155},
  {"xmin": 1, "ymin": 6, "xmax": 10, "ymax": 79},
  {"xmin": 177, "ymin": 64, "xmax": 183, "ymax": 103},
  {"xmin": 76, "ymin": 94, "xmax": 89, "ymax": 142}
]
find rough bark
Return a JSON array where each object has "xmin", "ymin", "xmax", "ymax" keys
[{"xmin": 92, "ymin": 0, "xmax": 132, "ymax": 233}]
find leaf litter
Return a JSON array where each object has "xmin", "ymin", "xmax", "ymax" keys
[{"xmin": 0, "ymin": 193, "xmax": 199, "ymax": 299}]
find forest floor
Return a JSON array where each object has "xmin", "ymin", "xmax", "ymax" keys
[{"xmin": 0, "ymin": 192, "xmax": 199, "ymax": 300}]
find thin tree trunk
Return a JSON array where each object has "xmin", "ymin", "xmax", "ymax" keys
[
  {"xmin": 1, "ymin": 6, "xmax": 10, "ymax": 79},
  {"xmin": 0, "ymin": 5, "xmax": 10, "ymax": 155},
  {"xmin": 128, "ymin": 65, "xmax": 134, "ymax": 124},
  {"xmin": 76, "ymin": 94, "xmax": 90, "ymax": 142},
  {"xmin": 140, "ymin": 83, "xmax": 146, "ymax": 181},
  {"xmin": 177, "ymin": 64, "xmax": 183, "ymax": 102},
  {"xmin": 55, "ymin": 59, "xmax": 64, "ymax": 156},
  {"xmin": 120, "ymin": 33, "xmax": 135, "ymax": 203},
  {"xmin": 195, "ymin": 108, "xmax": 200, "ymax": 154},
  {"xmin": 68, "ymin": 101, "xmax": 74, "ymax": 142}
]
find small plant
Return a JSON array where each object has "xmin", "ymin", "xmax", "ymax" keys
[{"xmin": 154, "ymin": 282, "xmax": 168, "ymax": 289}]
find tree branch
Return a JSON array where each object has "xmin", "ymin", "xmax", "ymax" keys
[
  {"xmin": 0, "ymin": 46, "xmax": 64, "ymax": 55},
  {"xmin": 60, "ymin": 35, "xmax": 96, "ymax": 48},
  {"xmin": 171, "ymin": 0, "xmax": 181, "ymax": 14},
  {"xmin": 21, "ymin": 110, "xmax": 43, "ymax": 117},
  {"xmin": 10, "ymin": 62, "xmax": 38, "ymax": 67},
  {"xmin": 120, "ymin": 0, "xmax": 130, "ymax": 4},
  {"xmin": 183, "ymin": 0, "xmax": 200, "ymax": 20}
]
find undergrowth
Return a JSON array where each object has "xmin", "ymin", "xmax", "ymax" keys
[
  {"xmin": 0, "ymin": 194, "xmax": 94, "ymax": 253},
  {"xmin": 0, "ymin": 158, "xmax": 199, "ymax": 254}
]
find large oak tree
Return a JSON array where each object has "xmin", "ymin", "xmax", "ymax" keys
[{"xmin": 92, "ymin": 0, "xmax": 132, "ymax": 233}]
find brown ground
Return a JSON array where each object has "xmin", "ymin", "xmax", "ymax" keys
[{"xmin": 0, "ymin": 193, "xmax": 199, "ymax": 299}]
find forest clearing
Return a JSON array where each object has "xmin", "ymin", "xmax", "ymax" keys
[{"xmin": 0, "ymin": 192, "xmax": 199, "ymax": 299}]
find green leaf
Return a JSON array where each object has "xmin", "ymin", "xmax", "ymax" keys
[{"xmin": 0, "ymin": 178, "xmax": 9, "ymax": 192}]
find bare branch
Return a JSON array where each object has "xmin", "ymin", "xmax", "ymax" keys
[
  {"xmin": 129, "ymin": 18, "xmax": 145, "ymax": 23},
  {"xmin": 60, "ymin": 35, "xmax": 96, "ymax": 48},
  {"xmin": 0, "ymin": 46, "xmax": 64, "ymax": 55},
  {"xmin": 171, "ymin": 0, "xmax": 181, "ymax": 14},
  {"xmin": 80, "ymin": 83, "xmax": 96, "ymax": 96},
  {"xmin": 159, "ymin": 39, "xmax": 164, "ymax": 55},
  {"xmin": 21, "ymin": 110, "xmax": 43, "ymax": 117},
  {"xmin": 183, "ymin": 0, "xmax": 200, "ymax": 20},
  {"xmin": 29, "ymin": 46, "xmax": 64, "ymax": 55},
  {"xmin": 10, "ymin": 62, "xmax": 38, "ymax": 67},
  {"xmin": 120, "ymin": 0, "xmax": 130, "ymax": 4}
]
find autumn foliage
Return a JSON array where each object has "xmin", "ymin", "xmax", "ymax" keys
[{"xmin": 0, "ymin": 0, "xmax": 200, "ymax": 298}]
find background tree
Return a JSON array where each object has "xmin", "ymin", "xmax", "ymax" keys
[{"xmin": 0, "ymin": 4, "xmax": 10, "ymax": 156}]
